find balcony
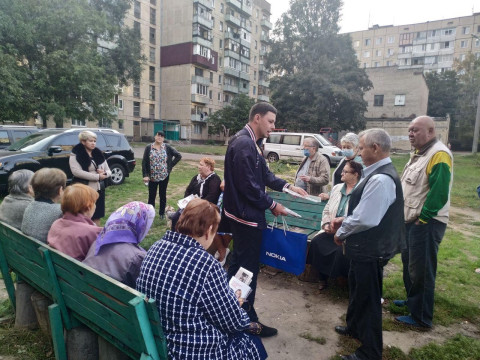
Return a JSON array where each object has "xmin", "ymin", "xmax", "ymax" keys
[
  {"xmin": 191, "ymin": 94, "xmax": 208, "ymax": 104},
  {"xmin": 397, "ymin": 52, "xmax": 412, "ymax": 59},
  {"xmin": 191, "ymin": 113, "xmax": 208, "ymax": 122},
  {"xmin": 240, "ymin": 38, "xmax": 250, "ymax": 48},
  {"xmin": 258, "ymin": 79, "xmax": 270, "ymax": 87},
  {"xmin": 224, "ymin": 49, "xmax": 240, "ymax": 60},
  {"xmin": 239, "ymin": 85, "xmax": 249, "ymax": 94},
  {"xmin": 223, "ymin": 84, "xmax": 239, "ymax": 93},
  {"xmin": 260, "ymin": 49, "xmax": 267, "ymax": 56},
  {"xmin": 225, "ymin": 14, "xmax": 241, "ymax": 28},
  {"xmin": 259, "ymin": 63, "xmax": 267, "ymax": 72},
  {"xmin": 194, "ymin": 0, "xmax": 213, "ymax": 10},
  {"xmin": 225, "ymin": 31, "xmax": 241, "ymax": 41},
  {"xmin": 239, "ymin": 71, "xmax": 250, "ymax": 81},
  {"xmin": 261, "ymin": 34, "xmax": 269, "ymax": 43},
  {"xmin": 226, "ymin": 0, "xmax": 252, "ymax": 17},
  {"xmin": 191, "ymin": 75, "xmax": 210, "ymax": 86},
  {"xmin": 224, "ymin": 66, "xmax": 240, "ymax": 78},
  {"xmin": 240, "ymin": 55, "xmax": 250, "ymax": 65},
  {"xmin": 242, "ymin": 23, "xmax": 252, "ymax": 33},
  {"xmin": 193, "ymin": 35, "xmax": 212, "ymax": 48},
  {"xmin": 261, "ymin": 19, "xmax": 272, "ymax": 30},
  {"xmin": 193, "ymin": 15, "xmax": 213, "ymax": 30},
  {"xmin": 258, "ymin": 94, "xmax": 269, "ymax": 102}
]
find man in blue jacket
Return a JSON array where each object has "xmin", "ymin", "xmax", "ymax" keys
[{"xmin": 224, "ymin": 102, "xmax": 307, "ymax": 337}]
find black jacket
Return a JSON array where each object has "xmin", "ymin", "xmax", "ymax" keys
[
  {"xmin": 223, "ymin": 125, "xmax": 287, "ymax": 229},
  {"xmin": 184, "ymin": 173, "xmax": 222, "ymax": 204},
  {"xmin": 142, "ymin": 143, "xmax": 181, "ymax": 178}
]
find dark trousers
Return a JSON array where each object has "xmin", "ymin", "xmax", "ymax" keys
[
  {"xmin": 227, "ymin": 219, "xmax": 262, "ymax": 322},
  {"xmin": 346, "ymin": 260, "xmax": 384, "ymax": 360},
  {"xmin": 148, "ymin": 176, "xmax": 169, "ymax": 215},
  {"xmin": 401, "ymin": 220, "xmax": 446, "ymax": 327}
]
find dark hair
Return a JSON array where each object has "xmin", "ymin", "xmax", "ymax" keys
[
  {"xmin": 155, "ymin": 131, "xmax": 165, "ymax": 137},
  {"xmin": 176, "ymin": 198, "xmax": 221, "ymax": 238},
  {"xmin": 345, "ymin": 160, "xmax": 363, "ymax": 177},
  {"xmin": 249, "ymin": 102, "xmax": 277, "ymax": 121}
]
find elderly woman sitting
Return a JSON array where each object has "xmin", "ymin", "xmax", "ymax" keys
[
  {"xmin": 137, "ymin": 199, "xmax": 267, "ymax": 360},
  {"xmin": 47, "ymin": 184, "xmax": 101, "ymax": 261},
  {"xmin": 83, "ymin": 201, "xmax": 155, "ymax": 288},
  {"xmin": 0, "ymin": 170, "xmax": 34, "ymax": 229},
  {"xmin": 21, "ymin": 168, "xmax": 66, "ymax": 243},
  {"xmin": 170, "ymin": 157, "xmax": 222, "ymax": 230}
]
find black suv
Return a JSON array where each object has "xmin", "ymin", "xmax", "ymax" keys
[{"xmin": 0, "ymin": 128, "xmax": 136, "ymax": 193}]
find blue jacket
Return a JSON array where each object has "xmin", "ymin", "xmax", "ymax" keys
[{"xmin": 224, "ymin": 125, "xmax": 288, "ymax": 229}]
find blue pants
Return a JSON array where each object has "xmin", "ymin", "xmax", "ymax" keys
[{"xmin": 401, "ymin": 220, "xmax": 446, "ymax": 327}]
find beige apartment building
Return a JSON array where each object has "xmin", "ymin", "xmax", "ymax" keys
[
  {"xmin": 107, "ymin": 0, "xmax": 272, "ymax": 141},
  {"xmin": 348, "ymin": 13, "xmax": 480, "ymax": 72}
]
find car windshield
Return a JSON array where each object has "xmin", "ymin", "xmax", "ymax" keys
[
  {"xmin": 7, "ymin": 132, "xmax": 60, "ymax": 151},
  {"xmin": 314, "ymin": 134, "xmax": 333, "ymax": 147}
]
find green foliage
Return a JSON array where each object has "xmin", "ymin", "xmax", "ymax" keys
[
  {"xmin": 0, "ymin": 0, "xmax": 144, "ymax": 126},
  {"xmin": 267, "ymin": 0, "xmax": 371, "ymax": 132},
  {"xmin": 425, "ymin": 70, "xmax": 458, "ymax": 119},
  {"xmin": 207, "ymin": 94, "xmax": 255, "ymax": 139}
]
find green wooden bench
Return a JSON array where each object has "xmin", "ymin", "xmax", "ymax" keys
[
  {"xmin": 265, "ymin": 191, "xmax": 327, "ymax": 240},
  {"xmin": 0, "ymin": 221, "xmax": 168, "ymax": 360}
]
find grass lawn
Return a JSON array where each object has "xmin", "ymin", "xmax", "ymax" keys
[{"xmin": 1, "ymin": 152, "xmax": 479, "ymax": 359}]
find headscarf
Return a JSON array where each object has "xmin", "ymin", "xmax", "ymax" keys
[{"xmin": 94, "ymin": 201, "xmax": 155, "ymax": 255}]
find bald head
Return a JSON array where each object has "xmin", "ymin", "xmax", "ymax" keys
[{"xmin": 408, "ymin": 116, "xmax": 436, "ymax": 150}]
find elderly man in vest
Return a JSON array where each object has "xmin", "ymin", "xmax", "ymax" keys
[
  {"xmin": 394, "ymin": 116, "xmax": 453, "ymax": 329},
  {"xmin": 332, "ymin": 128, "xmax": 405, "ymax": 360}
]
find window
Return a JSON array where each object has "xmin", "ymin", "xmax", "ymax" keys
[
  {"xmin": 209, "ymin": 90, "xmax": 213, "ymax": 99},
  {"xmin": 133, "ymin": 21, "xmax": 140, "ymax": 35},
  {"xmin": 194, "ymin": 124, "xmax": 202, "ymax": 134},
  {"xmin": 149, "ymin": 85, "xmax": 155, "ymax": 100},
  {"xmin": 219, "ymin": 21, "xmax": 223, "ymax": 31},
  {"xmin": 387, "ymin": 36, "xmax": 395, "ymax": 44},
  {"xmin": 374, "ymin": 61, "xmax": 379, "ymax": 67},
  {"xmin": 150, "ymin": 7, "xmax": 156, "ymax": 24},
  {"xmin": 150, "ymin": 27, "xmax": 156, "ymax": 44},
  {"xmin": 218, "ymin": 92, "xmax": 221, "ymax": 101},
  {"xmin": 134, "ymin": 1, "xmax": 140, "ymax": 18},
  {"xmin": 219, "ymin": 39, "xmax": 223, "ymax": 48},
  {"xmin": 387, "ymin": 48, "xmax": 394, "ymax": 56},
  {"xmin": 118, "ymin": 119, "xmax": 124, "ymax": 130},
  {"xmin": 376, "ymin": 49, "xmax": 382, "ymax": 57},
  {"xmin": 386, "ymin": 60, "xmax": 392, "ymax": 66},
  {"xmin": 374, "ymin": 95, "xmax": 384, "ymax": 106},
  {"xmin": 459, "ymin": 54, "xmax": 466, "ymax": 61},
  {"xmin": 375, "ymin": 37, "xmax": 382, "ymax": 45},
  {"xmin": 462, "ymin": 26, "xmax": 470, "ymax": 35},
  {"xmin": 0, "ymin": 131, "xmax": 9, "ymax": 146},
  {"xmin": 218, "ymin": 74, "xmax": 222, "ymax": 84},
  {"xmin": 149, "ymin": 66, "xmax": 155, "ymax": 82},
  {"xmin": 461, "ymin": 40, "xmax": 468, "ymax": 48},
  {"xmin": 149, "ymin": 47, "xmax": 155, "ymax": 63},
  {"xmin": 363, "ymin": 51, "xmax": 370, "ymax": 58},
  {"xmin": 394, "ymin": 95, "xmax": 405, "ymax": 106},
  {"xmin": 444, "ymin": 29, "xmax": 453, "ymax": 36},
  {"xmin": 196, "ymin": 84, "xmax": 208, "ymax": 96},
  {"xmin": 254, "ymin": 55, "xmax": 257, "ymax": 64},
  {"xmin": 365, "ymin": 38, "xmax": 371, "ymax": 46},
  {"xmin": 150, "ymin": 0, "xmax": 156, "ymax": 4},
  {"xmin": 476, "ymin": 39, "xmax": 480, "ymax": 47},
  {"xmin": 283, "ymin": 135, "xmax": 301, "ymax": 146},
  {"xmin": 254, "ymin": 40, "xmax": 257, "ymax": 50},
  {"xmin": 149, "ymin": 104, "xmax": 155, "ymax": 118},
  {"xmin": 254, "ymin": 70, "xmax": 256, "ymax": 80},
  {"xmin": 210, "ymin": 72, "xmax": 213, "ymax": 82},
  {"xmin": 253, "ymin": 86, "xmax": 256, "ymax": 95},
  {"xmin": 133, "ymin": 83, "xmax": 140, "ymax": 97},
  {"xmin": 133, "ymin": 102, "xmax": 140, "ymax": 116},
  {"xmin": 354, "ymin": 40, "xmax": 359, "ymax": 47}
]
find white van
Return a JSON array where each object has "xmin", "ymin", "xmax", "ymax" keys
[{"xmin": 263, "ymin": 132, "xmax": 342, "ymax": 165}]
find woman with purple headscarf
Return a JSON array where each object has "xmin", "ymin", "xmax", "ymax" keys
[{"xmin": 83, "ymin": 201, "xmax": 155, "ymax": 288}]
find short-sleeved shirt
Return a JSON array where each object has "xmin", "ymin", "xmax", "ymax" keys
[{"xmin": 149, "ymin": 144, "xmax": 168, "ymax": 182}]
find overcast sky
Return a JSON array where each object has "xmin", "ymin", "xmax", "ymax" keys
[{"xmin": 270, "ymin": 0, "xmax": 479, "ymax": 33}]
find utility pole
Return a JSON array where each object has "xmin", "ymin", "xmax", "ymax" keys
[{"xmin": 473, "ymin": 89, "xmax": 480, "ymax": 154}]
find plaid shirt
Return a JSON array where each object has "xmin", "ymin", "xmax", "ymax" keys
[{"xmin": 136, "ymin": 231, "xmax": 264, "ymax": 360}]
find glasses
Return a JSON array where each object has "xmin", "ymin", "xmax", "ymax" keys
[{"xmin": 341, "ymin": 170, "xmax": 354, "ymax": 174}]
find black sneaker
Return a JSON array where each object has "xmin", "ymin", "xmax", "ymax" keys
[{"xmin": 257, "ymin": 322, "xmax": 278, "ymax": 338}]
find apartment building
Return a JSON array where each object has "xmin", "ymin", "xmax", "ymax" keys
[{"xmin": 348, "ymin": 13, "xmax": 480, "ymax": 73}]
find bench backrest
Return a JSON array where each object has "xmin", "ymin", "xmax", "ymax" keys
[
  {"xmin": 0, "ymin": 221, "xmax": 168, "ymax": 360},
  {"xmin": 265, "ymin": 191, "xmax": 326, "ymax": 239}
]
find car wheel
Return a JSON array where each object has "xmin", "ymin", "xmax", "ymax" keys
[
  {"xmin": 109, "ymin": 164, "xmax": 126, "ymax": 185},
  {"xmin": 267, "ymin": 152, "xmax": 279, "ymax": 162}
]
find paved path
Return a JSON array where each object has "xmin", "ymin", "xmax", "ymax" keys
[{"xmin": 132, "ymin": 146, "xmax": 225, "ymax": 161}]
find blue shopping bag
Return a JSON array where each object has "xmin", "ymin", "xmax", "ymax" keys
[{"xmin": 260, "ymin": 219, "xmax": 308, "ymax": 276}]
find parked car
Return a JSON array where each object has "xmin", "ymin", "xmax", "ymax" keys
[
  {"xmin": 0, "ymin": 128, "xmax": 136, "ymax": 193},
  {"xmin": 0, "ymin": 125, "xmax": 39, "ymax": 149},
  {"xmin": 263, "ymin": 132, "xmax": 342, "ymax": 165}
]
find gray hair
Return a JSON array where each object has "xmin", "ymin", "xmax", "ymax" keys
[
  {"xmin": 304, "ymin": 137, "xmax": 319, "ymax": 150},
  {"xmin": 340, "ymin": 132, "xmax": 359, "ymax": 147},
  {"xmin": 8, "ymin": 169, "xmax": 34, "ymax": 195},
  {"xmin": 358, "ymin": 128, "xmax": 391, "ymax": 152},
  {"xmin": 78, "ymin": 130, "xmax": 97, "ymax": 142}
]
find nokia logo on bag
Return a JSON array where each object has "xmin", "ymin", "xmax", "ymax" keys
[{"xmin": 265, "ymin": 252, "xmax": 286, "ymax": 262}]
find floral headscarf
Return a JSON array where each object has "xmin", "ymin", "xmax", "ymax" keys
[{"xmin": 95, "ymin": 201, "xmax": 155, "ymax": 255}]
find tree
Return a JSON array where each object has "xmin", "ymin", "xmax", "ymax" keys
[
  {"xmin": 208, "ymin": 94, "xmax": 255, "ymax": 144},
  {"xmin": 0, "ymin": 0, "xmax": 144, "ymax": 127},
  {"xmin": 453, "ymin": 53, "xmax": 480, "ymax": 148},
  {"xmin": 266, "ymin": 0, "xmax": 371, "ymax": 132},
  {"xmin": 425, "ymin": 70, "xmax": 458, "ymax": 118}
]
